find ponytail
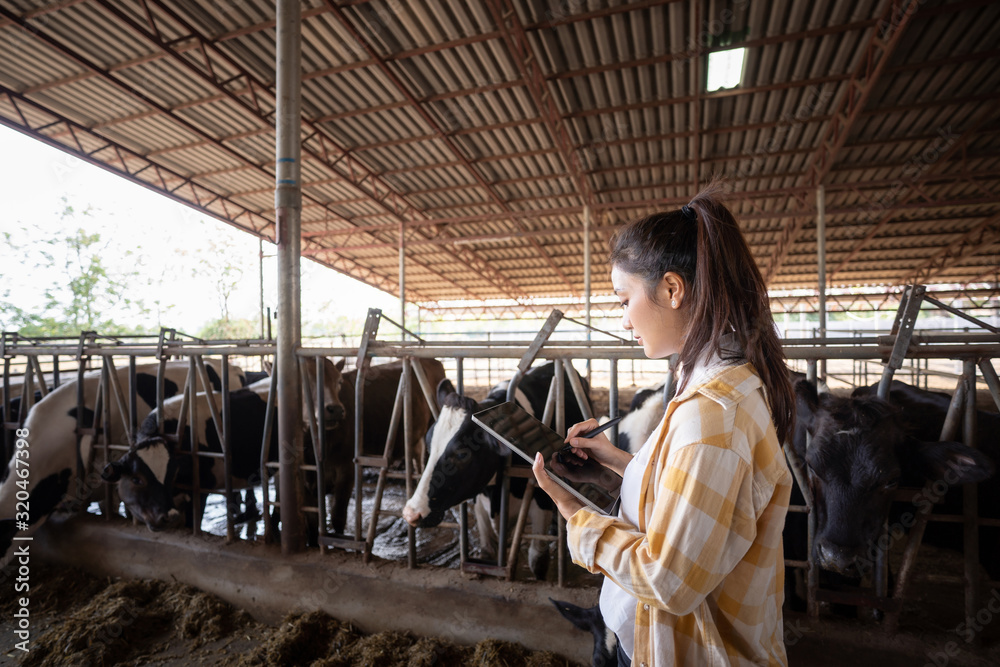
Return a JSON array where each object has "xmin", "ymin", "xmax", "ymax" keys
[{"xmin": 609, "ymin": 181, "xmax": 795, "ymax": 444}]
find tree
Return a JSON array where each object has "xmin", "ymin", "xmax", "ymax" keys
[{"xmin": 3, "ymin": 199, "xmax": 151, "ymax": 336}]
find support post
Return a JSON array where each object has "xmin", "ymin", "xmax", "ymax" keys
[
  {"xmin": 275, "ymin": 0, "xmax": 305, "ymax": 555},
  {"xmin": 817, "ymin": 185, "xmax": 827, "ymax": 380},
  {"xmin": 399, "ymin": 221, "xmax": 406, "ymax": 338},
  {"xmin": 963, "ymin": 358, "xmax": 981, "ymax": 644},
  {"xmin": 584, "ymin": 206, "xmax": 592, "ymax": 382}
]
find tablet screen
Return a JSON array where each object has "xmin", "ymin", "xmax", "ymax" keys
[
  {"xmin": 473, "ymin": 401, "xmax": 567, "ymax": 464},
  {"xmin": 471, "ymin": 402, "xmax": 618, "ymax": 515}
]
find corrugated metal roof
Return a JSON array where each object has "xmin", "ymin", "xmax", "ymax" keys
[{"xmin": 1, "ymin": 0, "xmax": 998, "ymax": 311}]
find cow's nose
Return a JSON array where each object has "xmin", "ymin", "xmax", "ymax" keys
[
  {"xmin": 326, "ymin": 404, "xmax": 345, "ymax": 420},
  {"xmin": 401, "ymin": 504, "xmax": 421, "ymax": 526},
  {"xmin": 816, "ymin": 540, "xmax": 860, "ymax": 576}
]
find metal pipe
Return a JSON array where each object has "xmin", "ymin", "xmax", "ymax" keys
[
  {"xmin": 275, "ymin": 0, "xmax": 305, "ymax": 554},
  {"xmin": 222, "ymin": 354, "xmax": 234, "ymax": 543},
  {"xmin": 399, "ymin": 220, "xmax": 406, "ymax": 338},
  {"xmin": 584, "ymin": 205, "xmax": 592, "ymax": 383},
  {"xmin": 609, "ymin": 358, "xmax": 619, "ymax": 446},
  {"xmin": 817, "ymin": 185, "xmax": 827, "ymax": 380},
  {"xmin": 963, "ymin": 358, "xmax": 981, "ymax": 642},
  {"xmin": 259, "ymin": 237, "xmax": 266, "ymax": 340},
  {"xmin": 403, "ymin": 359, "xmax": 417, "ymax": 567}
]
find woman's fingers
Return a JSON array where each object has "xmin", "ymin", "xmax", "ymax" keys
[
  {"xmin": 564, "ymin": 419, "xmax": 599, "ymax": 442},
  {"xmin": 532, "ymin": 452, "xmax": 553, "ymax": 493}
]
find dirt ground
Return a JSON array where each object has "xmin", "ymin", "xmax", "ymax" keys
[
  {"xmin": 0, "ymin": 562, "xmax": 575, "ymax": 667},
  {"xmin": 4, "ymin": 550, "xmax": 998, "ymax": 667}
]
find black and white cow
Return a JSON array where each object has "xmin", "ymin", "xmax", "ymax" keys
[
  {"xmin": 615, "ymin": 382, "xmax": 670, "ymax": 455},
  {"xmin": 791, "ymin": 378, "xmax": 998, "ymax": 582},
  {"xmin": 402, "ymin": 361, "xmax": 593, "ymax": 579},
  {"xmin": 0, "ymin": 360, "xmax": 245, "ymax": 565},
  {"xmin": 102, "ymin": 358, "xmax": 348, "ymax": 536},
  {"xmin": 102, "ymin": 378, "xmax": 276, "ymax": 531}
]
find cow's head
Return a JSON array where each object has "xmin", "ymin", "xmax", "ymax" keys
[
  {"xmin": 402, "ymin": 379, "xmax": 504, "ymax": 528},
  {"xmin": 794, "ymin": 380, "xmax": 994, "ymax": 575},
  {"xmin": 301, "ymin": 357, "xmax": 347, "ymax": 430},
  {"xmin": 101, "ymin": 437, "xmax": 183, "ymax": 532}
]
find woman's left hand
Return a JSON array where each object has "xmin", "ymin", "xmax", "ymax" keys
[{"xmin": 532, "ymin": 453, "xmax": 585, "ymax": 520}]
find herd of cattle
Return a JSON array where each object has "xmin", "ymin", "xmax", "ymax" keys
[{"xmin": 1, "ymin": 357, "xmax": 997, "ymax": 610}]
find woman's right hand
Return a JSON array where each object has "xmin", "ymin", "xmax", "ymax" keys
[{"xmin": 561, "ymin": 418, "xmax": 632, "ymax": 477}]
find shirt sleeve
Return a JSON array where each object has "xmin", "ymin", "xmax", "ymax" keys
[{"xmin": 567, "ymin": 442, "xmax": 757, "ymax": 616}]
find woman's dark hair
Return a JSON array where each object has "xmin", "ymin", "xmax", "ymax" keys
[{"xmin": 608, "ymin": 181, "xmax": 795, "ymax": 444}]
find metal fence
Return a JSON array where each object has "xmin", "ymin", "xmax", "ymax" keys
[{"xmin": 2, "ymin": 298, "xmax": 999, "ymax": 626}]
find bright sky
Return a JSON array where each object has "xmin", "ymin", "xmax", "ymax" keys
[{"xmin": 0, "ymin": 125, "xmax": 399, "ymax": 336}]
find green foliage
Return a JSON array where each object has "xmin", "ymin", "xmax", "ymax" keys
[
  {"xmin": 2, "ymin": 199, "xmax": 153, "ymax": 336},
  {"xmin": 197, "ymin": 317, "xmax": 259, "ymax": 340}
]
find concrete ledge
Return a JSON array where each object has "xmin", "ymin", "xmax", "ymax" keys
[{"xmin": 33, "ymin": 515, "xmax": 598, "ymax": 664}]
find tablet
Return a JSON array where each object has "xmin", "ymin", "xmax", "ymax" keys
[{"xmin": 471, "ymin": 401, "xmax": 615, "ymax": 515}]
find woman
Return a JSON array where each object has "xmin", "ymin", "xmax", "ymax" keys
[{"xmin": 533, "ymin": 183, "xmax": 794, "ymax": 666}]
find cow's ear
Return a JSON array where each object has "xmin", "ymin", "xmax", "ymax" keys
[
  {"xmin": 794, "ymin": 379, "xmax": 818, "ymax": 425},
  {"xmin": 549, "ymin": 598, "xmax": 601, "ymax": 633},
  {"xmin": 101, "ymin": 461, "xmax": 124, "ymax": 483},
  {"xmin": 907, "ymin": 438, "xmax": 996, "ymax": 485},
  {"xmin": 335, "ymin": 358, "xmax": 346, "ymax": 371},
  {"xmin": 436, "ymin": 378, "xmax": 456, "ymax": 405}
]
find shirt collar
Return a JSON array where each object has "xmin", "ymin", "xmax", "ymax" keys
[{"xmin": 673, "ymin": 333, "xmax": 760, "ymax": 410}]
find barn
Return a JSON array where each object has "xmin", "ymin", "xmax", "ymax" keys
[{"xmin": 1, "ymin": 0, "xmax": 999, "ymax": 665}]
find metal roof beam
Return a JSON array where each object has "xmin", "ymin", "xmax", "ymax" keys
[
  {"xmin": 830, "ymin": 106, "xmax": 1000, "ymax": 278},
  {"xmin": 548, "ymin": 0, "xmax": 988, "ymax": 82},
  {"xmin": 321, "ymin": 0, "xmax": 576, "ymax": 297},
  {"xmin": 900, "ymin": 212, "xmax": 1000, "ymax": 285},
  {"xmin": 762, "ymin": 0, "xmax": 919, "ymax": 284},
  {"xmin": 127, "ymin": 0, "xmax": 526, "ymax": 303},
  {"xmin": 303, "ymin": 193, "xmax": 1000, "ymax": 235}
]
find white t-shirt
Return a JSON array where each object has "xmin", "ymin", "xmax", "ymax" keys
[{"xmin": 598, "ymin": 420, "xmax": 660, "ymax": 657}]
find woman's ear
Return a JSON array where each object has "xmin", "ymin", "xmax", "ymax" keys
[{"xmin": 661, "ymin": 272, "xmax": 686, "ymax": 308}]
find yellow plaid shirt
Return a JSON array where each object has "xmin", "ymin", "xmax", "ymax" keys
[{"xmin": 568, "ymin": 361, "xmax": 791, "ymax": 666}]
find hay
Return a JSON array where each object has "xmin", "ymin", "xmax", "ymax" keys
[
  {"xmin": 173, "ymin": 589, "xmax": 253, "ymax": 646},
  {"xmin": 407, "ymin": 637, "xmax": 471, "ymax": 667},
  {"xmin": 236, "ymin": 610, "xmax": 344, "ymax": 667},
  {"xmin": 470, "ymin": 638, "xmax": 528, "ymax": 666},
  {"xmin": 338, "ymin": 630, "xmax": 414, "ymax": 666},
  {"xmin": 9, "ymin": 566, "xmax": 576, "ymax": 667},
  {"xmin": 21, "ymin": 579, "xmax": 173, "ymax": 667},
  {"xmin": 20, "ymin": 575, "xmax": 251, "ymax": 666}
]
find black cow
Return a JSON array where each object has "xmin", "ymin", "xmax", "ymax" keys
[
  {"xmin": 402, "ymin": 361, "xmax": 593, "ymax": 579},
  {"xmin": 551, "ymin": 599, "xmax": 618, "ymax": 667},
  {"xmin": 791, "ymin": 378, "xmax": 997, "ymax": 583}
]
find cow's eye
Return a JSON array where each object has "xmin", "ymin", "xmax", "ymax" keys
[{"xmin": 131, "ymin": 475, "xmax": 146, "ymax": 487}]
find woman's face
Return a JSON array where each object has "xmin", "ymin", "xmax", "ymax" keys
[{"xmin": 611, "ymin": 266, "xmax": 687, "ymax": 359}]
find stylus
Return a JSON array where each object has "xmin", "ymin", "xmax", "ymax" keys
[{"xmin": 576, "ymin": 416, "xmax": 623, "ymax": 440}]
